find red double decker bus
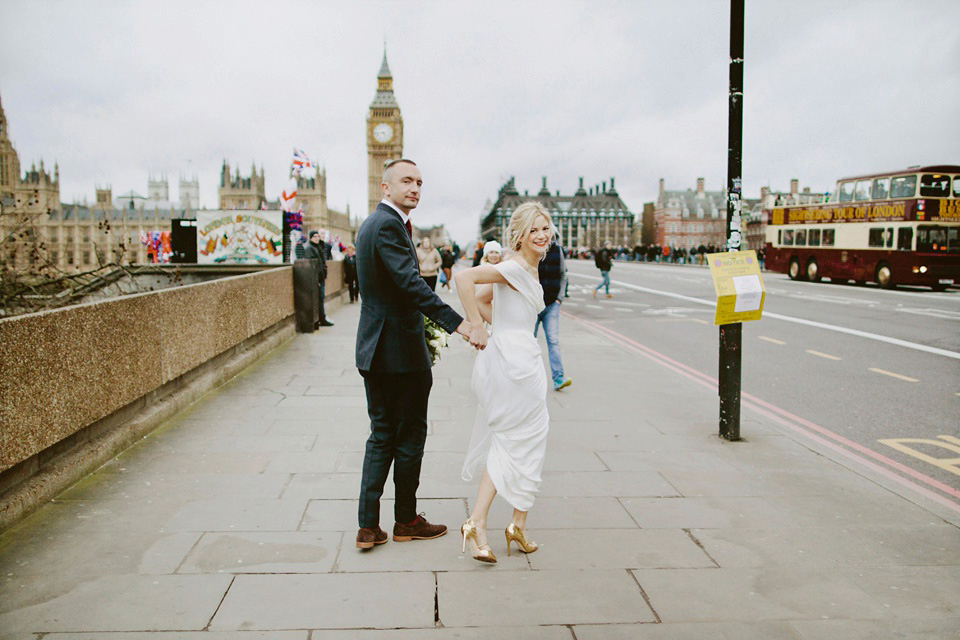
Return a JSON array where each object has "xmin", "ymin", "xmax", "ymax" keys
[{"xmin": 764, "ymin": 165, "xmax": 960, "ymax": 290}]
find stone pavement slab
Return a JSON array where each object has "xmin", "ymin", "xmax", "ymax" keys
[
  {"xmin": 572, "ymin": 621, "xmax": 803, "ymax": 640},
  {"xmin": 0, "ymin": 574, "xmax": 232, "ymax": 633},
  {"xmin": 209, "ymin": 573, "xmax": 436, "ymax": 630},
  {"xmin": 788, "ymin": 617, "xmax": 960, "ymax": 639},
  {"xmin": 176, "ymin": 531, "xmax": 341, "ymax": 574},
  {"xmin": 45, "ymin": 634, "xmax": 307, "ymax": 640},
  {"xmin": 438, "ymin": 569, "xmax": 657, "ymax": 626},
  {"xmin": 631, "ymin": 567, "xmax": 893, "ymax": 622}
]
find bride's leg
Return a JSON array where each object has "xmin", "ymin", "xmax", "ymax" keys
[
  {"xmin": 469, "ymin": 469, "xmax": 497, "ymax": 544},
  {"xmin": 511, "ymin": 508, "xmax": 527, "ymax": 530}
]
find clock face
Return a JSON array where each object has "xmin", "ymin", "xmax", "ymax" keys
[{"xmin": 373, "ymin": 123, "xmax": 394, "ymax": 143}]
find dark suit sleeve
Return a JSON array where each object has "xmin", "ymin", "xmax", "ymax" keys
[{"xmin": 376, "ymin": 219, "xmax": 464, "ymax": 334}]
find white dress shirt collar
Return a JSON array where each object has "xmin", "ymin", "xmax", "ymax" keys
[{"xmin": 380, "ymin": 199, "xmax": 409, "ymax": 225}]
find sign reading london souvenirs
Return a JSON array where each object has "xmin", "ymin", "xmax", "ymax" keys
[
  {"xmin": 707, "ymin": 250, "xmax": 766, "ymax": 325},
  {"xmin": 197, "ymin": 210, "xmax": 284, "ymax": 264}
]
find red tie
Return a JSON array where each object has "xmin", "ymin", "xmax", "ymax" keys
[{"xmin": 405, "ymin": 220, "xmax": 413, "ymax": 239}]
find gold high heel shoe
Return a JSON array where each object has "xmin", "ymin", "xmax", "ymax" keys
[
  {"xmin": 505, "ymin": 523, "xmax": 538, "ymax": 556},
  {"xmin": 461, "ymin": 519, "xmax": 497, "ymax": 563}
]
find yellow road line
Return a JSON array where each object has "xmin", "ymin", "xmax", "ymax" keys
[
  {"xmin": 759, "ymin": 336, "xmax": 786, "ymax": 345},
  {"xmin": 869, "ymin": 367, "xmax": 919, "ymax": 383},
  {"xmin": 806, "ymin": 349, "xmax": 841, "ymax": 361}
]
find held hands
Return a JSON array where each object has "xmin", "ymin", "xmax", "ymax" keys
[{"xmin": 456, "ymin": 320, "xmax": 487, "ymax": 350}]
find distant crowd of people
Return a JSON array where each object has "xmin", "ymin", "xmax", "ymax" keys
[{"xmin": 551, "ymin": 242, "xmax": 765, "ymax": 268}]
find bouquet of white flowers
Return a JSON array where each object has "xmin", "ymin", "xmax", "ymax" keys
[{"xmin": 423, "ymin": 316, "xmax": 449, "ymax": 365}]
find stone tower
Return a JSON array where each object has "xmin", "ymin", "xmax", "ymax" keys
[
  {"xmin": 179, "ymin": 175, "xmax": 200, "ymax": 211},
  {"xmin": 367, "ymin": 46, "xmax": 404, "ymax": 214},
  {"xmin": 219, "ymin": 161, "xmax": 266, "ymax": 210},
  {"xmin": 0, "ymin": 92, "xmax": 21, "ymax": 201}
]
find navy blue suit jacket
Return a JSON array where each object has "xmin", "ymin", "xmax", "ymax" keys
[{"xmin": 355, "ymin": 203, "xmax": 463, "ymax": 373}]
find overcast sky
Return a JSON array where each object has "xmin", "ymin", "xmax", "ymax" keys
[{"xmin": 1, "ymin": 0, "xmax": 958, "ymax": 243}]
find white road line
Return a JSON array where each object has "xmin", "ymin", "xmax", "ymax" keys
[
  {"xmin": 615, "ymin": 307, "xmax": 633, "ymax": 312},
  {"xmin": 566, "ymin": 272, "xmax": 960, "ymax": 361},
  {"xmin": 585, "ymin": 304, "xmax": 602, "ymax": 310},
  {"xmin": 869, "ymin": 368, "xmax": 919, "ymax": 383},
  {"xmin": 896, "ymin": 307, "xmax": 960, "ymax": 321},
  {"xmin": 759, "ymin": 336, "xmax": 786, "ymax": 345},
  {"xmin": 806, "ymin": 350, "xmax": 841, "ymax": 361}
]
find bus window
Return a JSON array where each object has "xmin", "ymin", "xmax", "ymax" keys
[
  {"xmin": 917, "ymin": 225, "xmax": 959, "ymax": 253},
  {"xmin": 809, "ymin": 229, "xmax": 821, "ymax": 246},
  {"xmin": 897, "ymin": 227, "xmax": 913, "ymax": 251},
  {"xmin": 868, "ymin": 228, "xmax": 886, "ymax": 248},
  {"xmin": 872, "ymin": 177, "xmax": 890, "ymax": 199},
  {"xmin": 855, "ymin": 180, "xmax": 872, "ymax": 201},
  {"xmin": 891, "ymin": 175, "xmax": 917, "ymax": 198},
  {"xmin": 920, "ymin": 174, "xmax": 950, "ymax": 198},
  {"xmin": 954, "ymin": 175, "xmax": 960, "ymax": 198},
  {"xmin": 795, "ymin": 229, "xmax": 807, "ymax": 245},
  {"xmin": 839, "ymin": 181, "xmax": 855, "ymax": 202},
  {"xmin": 822, "ymin": 229, "xmax": 835, "ymax": 246},
  {"xmin": 783, "ymin": 230, "xmax": 794, "ymax": 246},
  {"xmin": 885, "ymin": 228, "xmax": 894, "ymax": 249}
]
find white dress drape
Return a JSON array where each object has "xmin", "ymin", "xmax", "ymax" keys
[{"xmin": 462, "ymin": 259, "xmax": 549, "ymax": 511}]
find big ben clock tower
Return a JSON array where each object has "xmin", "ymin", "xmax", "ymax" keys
[{"xmin": 367, "ymin": 47, "xmax": 404, "ymax": 214}]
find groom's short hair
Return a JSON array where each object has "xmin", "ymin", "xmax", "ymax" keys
[{"xmin": 382, "ymin": 158, "xmax": 417, "ymax": 183}]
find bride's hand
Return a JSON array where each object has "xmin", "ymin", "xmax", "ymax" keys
[{"xmin": 467, "ymin": 323, "xmax": 488, "ymax": 350}]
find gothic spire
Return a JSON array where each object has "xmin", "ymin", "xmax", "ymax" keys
[{"xmin": 378, "ymin": 43, "xmax": 392, "ymax": 78}]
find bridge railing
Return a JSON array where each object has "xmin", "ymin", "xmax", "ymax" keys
[{"xmin": 0, "ymin": 262, "xmax": 346, "ymax": 530}]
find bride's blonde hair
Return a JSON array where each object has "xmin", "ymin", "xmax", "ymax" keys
[{"xmin": 506, "ymin": 202, "xmax": 553, "ymax": 253}]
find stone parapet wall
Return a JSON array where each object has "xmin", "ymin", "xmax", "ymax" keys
[{"xmin": 0, "ymin": 267, "xmax": 295, "ymax": 473}]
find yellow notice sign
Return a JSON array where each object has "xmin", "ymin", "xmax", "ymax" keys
[{"xmin": 707, "ymin": 250, "xmax": 766, "ymax": 325}]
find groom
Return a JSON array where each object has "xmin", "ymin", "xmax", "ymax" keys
[{"xmin": 354, "ymin": 159, "xmax": 486, "ymax": 549}]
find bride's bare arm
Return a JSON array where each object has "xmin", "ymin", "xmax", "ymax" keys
[
  {"xmin": 455, "ymin": 264, "xmax": 508, "ymax": 341},
  {"xmin": 476, "ymin": 284, "xmax": 493, "ymax": 324}
]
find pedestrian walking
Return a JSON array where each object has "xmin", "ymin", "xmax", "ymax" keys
[
  {"xmin": 417, "ymin": 236, "xmax": 442, "ymax": 291},
  {"xmin": 343, "ymin": 243, "xmax": 359, "ymax": 303},
  {"xmin": 593, "ymin": 240, "xmax": 613, "ymax": 298},
  {"xmin": 440, "ymin": 245, "xmax": 455, "ymax": 290},
  {"xmin": 304, "ymin": 230, "xmax": 333, "ymax": 327},
  {"xmin": 353, "ymin": 158, "xmax": 486, "ymax": 550},
  {"xmin": 536, "ymin": 228, "xmax": 571, "ymax": 391}
]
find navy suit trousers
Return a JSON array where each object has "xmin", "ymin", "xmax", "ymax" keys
[{"xmin": 358, "ymin": 369, "xmax": 433, "ymax": 528}]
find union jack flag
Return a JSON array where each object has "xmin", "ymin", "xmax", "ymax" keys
[{"xmin": 292, "ymin": 148, "xmax": 314, "ymax": 175}]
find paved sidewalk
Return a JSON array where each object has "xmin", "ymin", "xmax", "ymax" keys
[{"xmin": 1, "ymin": 286, "xmax": 958, "ymax": 638}]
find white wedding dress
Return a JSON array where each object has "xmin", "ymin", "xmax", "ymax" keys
[{"xmin": 462, "ymin": 259, "xmax": 549, "ymax": 511}]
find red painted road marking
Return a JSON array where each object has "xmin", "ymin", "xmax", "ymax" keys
[{"xmin": 563, "ymin": 311, "xmax": 960, "ymax": 514}]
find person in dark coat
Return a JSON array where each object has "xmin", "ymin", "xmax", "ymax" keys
[
  {"xmin": 343, "ymin": 243, "xmax": 359, "ymax": 303},
  {"xmin": 304, "ymin": 230, "xmax": 333, "ymax": 327},
  {"xmin": 353, "ymin": 158, "xmax": 486, "ymax": 549},
  {"xmin": 593, "ymin": 240, "xmax": 614, "ymax": 298},
  {"xmin": 536, "ymin": 230, "xmax": 571, "ymax": 390}
]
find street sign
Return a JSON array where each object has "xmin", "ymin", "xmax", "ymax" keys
[{"xmin": 707, "ymin": 250, "xmax": 766, "ymax": 325}]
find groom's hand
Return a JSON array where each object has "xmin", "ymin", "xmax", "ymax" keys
[{"xmin": 456, "ymin": 320, "xmax": 487, "ymax": 350}]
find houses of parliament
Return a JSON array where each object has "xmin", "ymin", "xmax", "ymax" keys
[{"xmin": 0, "ymin": 45, "xmax": 407, "ymax": 275}]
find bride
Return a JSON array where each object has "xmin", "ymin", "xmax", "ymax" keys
[{"xmin": 454, "ymin": 202, "xmax": 553, "ymax": 564}]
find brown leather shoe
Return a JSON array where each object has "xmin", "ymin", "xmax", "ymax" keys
[
  {"xmin": 393, "ymin": 514, "xmax": 448, "ymax": 541},
  {"xmin": 356, "ymin": 526, "xmax": 388, "ymax": 549}
]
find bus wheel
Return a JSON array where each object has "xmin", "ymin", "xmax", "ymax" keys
[
  {"xmin": 876, "ymin": 263, "xmax": 895, "ymax": 289},
  {"xmin": 788, "ymin": 259, "xmax": 802, "ymax": 280},
  {"xmin": 806, "ymin": 259, "xmax": 821, "ymax": 282}
]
